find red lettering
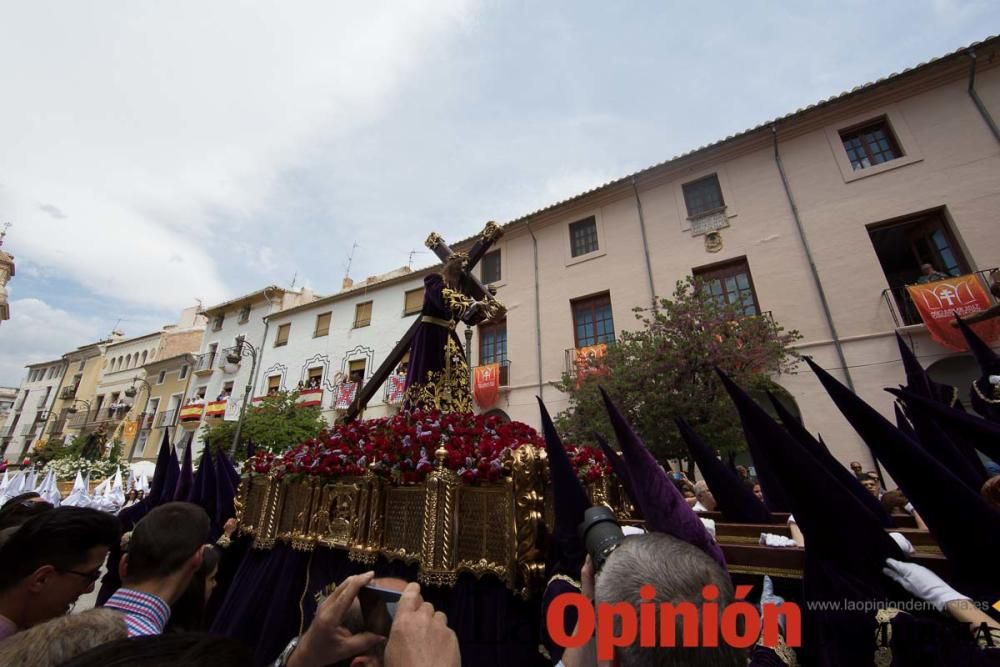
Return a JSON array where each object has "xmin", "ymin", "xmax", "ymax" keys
[
  {"xmin": 701, "ymin": 584, "xmax": 719, "ymax": 647},
  {"xmin": 762, "ymin": 602, "xmax": 801, "ymax": 648},
  {"xmin": 546, "ymin": 592, "xmax": 593, "ymax": 649},
  {"xmin": 660, "ymin": 601, "xmax": 700, "ymax": 647},
  {"xmin": 720, "ymin": 601, "xmax": 761, "ymax": 649},
  {"xmin": 639, "ymin": 585, "xmax": 657, "ymax": 647},
  {"xmin": 596, "ymin": 602, "xmax": 638, "ymax": 661}
]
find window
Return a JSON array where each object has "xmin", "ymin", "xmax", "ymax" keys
[
  {"xmin": 211, "ymin": 314, "xmax": 225, "ymax": 331},
  {"xmin": 238, "ymin": 304, "xmax": 252, "ymax": 323},
  {"xmin": 353, "ymin": 301, "xmax": 373, "ymax": 328},
  {"xmin": 569, "ymin": 217, "xmax": 599, "ymax": 257},
  {"xmin": 481, "ymin": 250, "xmax": 501, "ymax": 284},
  {"xmin": 314, "ymin": 312, "xmax": 332, "ymax": 337},
  {"xmin": 868, "ymin": 210, "xmax": 969, "ymax": 326},
  {"xmin": 207, "ymin": 343, "xmax": 218, "ymax": 367},
  {"xmin": 572, "ymin": 293, "xmax": 615, "ymax": 348},
  {"xmin": 196, "ymin": 386, "xmax": 207, "ymax": 399},
  {"xmin": 78, "ymin": 360, "xmax": 86, "ymax": 371},
  {"xmin": 307, "ymin": 367, "xmax": 324, "ymax": 388},
  {"xmin": 479, "ymin": 321, "xmax": 507, "ymax": 365},
  {"xmin": 693, "ymin": 257, "xmax": 760, "ymax": 316},
  {"xmin": 403, "ymin": 289, "xmax": 423, "ymax": 316},
  {"xmin": 840, "ymin": 118, "xmax": 901, "ymax": 171},
  {"xmin": 275, "ymin": 323, "xmax": 291, "ymax": 347},
  {"xmin": 222, "ymin": 381, "xmax": 235, "ymax": 395},
  {"xmin": 179, "ymin": 364, "xmax": 189, "ymax": 380},
  {"xmin": 479, "ymin": 321, "xmax": 508, "ymax": 386},
  {"xmin": 157, "ymin": 370, "xmax": 166, "ymax": 384},
  {"xmin": 682, "ymin": 174, "xmax": 725, "ymax": 218},
  {"xmin": 267, "ymin": 376, "xmax": 281, "ymax": 395},
  {"xmin": 348, "ymin": 360, "xmax": 366, "ymax": 384}
]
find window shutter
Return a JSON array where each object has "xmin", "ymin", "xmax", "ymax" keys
[
  {"xmin": 315, "ymin": 312, "xmax": 331, "ymax": 337},
  {"xmin": 354, "ymin": 302, "xmax": 373, "ymax": 327},
  {"xmin": 403, "ymin": 289, "xmax": 423, "ymax": 315},
  {"xmin": 275, "ymin": 323, "xmax": 291, "ymax": 346}
]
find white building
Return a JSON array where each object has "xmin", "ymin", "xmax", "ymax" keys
[
  {"xmin": 181, "ymin": 287, "xmax": 321, "ymax": 450},
  {"xmin": 257, "ymin": 267, "xmax": 431, "ymax": 424},
  {"xmin": 0, "ymin": 387, "xmax": 16, "ymax": 427},
  {"xmin": 1, "ymin": 360, "xmax": 67, "ymax": 461}
]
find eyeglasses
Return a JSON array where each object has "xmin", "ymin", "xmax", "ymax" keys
[{"xmin": 59, "ymin": 568, "xmax": 102, "ymax": 583}]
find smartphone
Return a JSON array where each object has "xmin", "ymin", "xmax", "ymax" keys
[
  {"xmin": 669, "ymin": 471, "xmax": 685, "ymax": 481},
  {"xmin": 358, "ymin": 584, "xmax": 402, "ymax": 636}
]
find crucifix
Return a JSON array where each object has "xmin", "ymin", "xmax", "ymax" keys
[{"xmin": 342, "ymin": 221, "xmax": 504, "ymax": 422}]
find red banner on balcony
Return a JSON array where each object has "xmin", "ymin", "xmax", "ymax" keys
[
  {"xmin": 334, "ymin": 383, "xmax": 358, "ymax": 410},
  {"xmin": 473, "ymin": 363, "xmax": 500, "ymax": 409},
  {"xmin": 906, "ymin": 275, "xmax": 1000, "ymax": 351},
  {"xmin": 386, "ymin": 374, "xmax": 406, "ymax": 405},
  {"xmin": 574, "ymin": 344, "xmax": 608, "ymax": 386}
]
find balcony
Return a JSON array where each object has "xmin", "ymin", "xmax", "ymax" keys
[
  {"xmin": 296, "ymin": 388, "xmax": 324, "ymax": 407},
  {"xmin": 155, "ymin": 410, "xmax": 178, "ymax": 428},
  {"xmin": 565, "ymin": 344, "xmax": 610, "ymax": 377},
  {"xmin": 194, "ymin": 352, "xmax": 217, "ymax": 375},
  {"xmin": 138, "ymin": 412, "xmax": 156, "ymax": 431},
  {"xmin": 59, "ymin": 385, "xmax": 78, "ymax": 400},
  {"xmin": 204, "ymin": 400, "xmax": 228, "ymax": 419},
  {"xmin": 881, "ymin": 268, "xmax": 998, "ymax": 328},
  {"xmin": 179, "ymin": 404, "xmax": 205, "ymax": 425},
  {"xmin": 383, "ymin": 374, "xmax": 407, "ymax": 405},
  {"xmin": 474, "ymin": 360, "xmax": 510, "ymax": 387}
]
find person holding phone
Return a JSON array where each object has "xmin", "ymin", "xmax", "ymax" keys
[{"xmin": 273, "ymin": 572, "xmax": 460, "ymax": 667}]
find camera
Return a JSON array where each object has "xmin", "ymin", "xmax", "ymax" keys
[{"xmin": 578, "ymin": 506, "xmax": 625, "ymax": 572}]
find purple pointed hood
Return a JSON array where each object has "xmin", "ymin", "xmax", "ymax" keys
[
  {"xmin": 806, "ymin": 357, "xmax": 1000, "ymax": 601},
  {"xmin": 767, "ymin": 390, "xmax": 895, "ymax": 528},
  {"xmin": 536, "ymin": 397, "xmax": 590, "ymax": 573},
  {"xmin": 886, "ymin": 387, "xmax": 1000, "ymax": 464},
  {"xmin": 598, "ymin": 387, "xmax": 726, "ymax": 570},
  {"xmin": 675, "ymin": 418, "xmax": 771, "ymax": 524},
  {"xmin": 594, "ymin": 433, "xmax": 637, "ymax": 509},
  {"xmin": 145, "ymin": 428, "xmax": 172, "ymax": 506},
  {"xmin": 173, "ymin": 433, "xmax": 195, "ymax": 502},
  {"xmin": 895, "ymin": 333, "xmax": 959, "ymax": 407}
]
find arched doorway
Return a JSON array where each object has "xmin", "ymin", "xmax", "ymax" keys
[{"xmin": 927, "ymin": 354, "xmax": 978, "ymax": 405}]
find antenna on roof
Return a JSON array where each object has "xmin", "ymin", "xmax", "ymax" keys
[
  {"xmin": 289, "ymin": 272, "xmax": 298, "ymax": 290},
  {"xmin": 407, "ymin": 249, "xmax": 426, "ymax": 269},
  {"xmin": 344, "ymin": 241, "xmax": 359, "ymax": 279},
  {"xmin": 0, "ymin": 223, "xmax": 10, "ymax": 247}
]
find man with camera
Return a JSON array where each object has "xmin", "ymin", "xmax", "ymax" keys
[{"xmin": 557, "ymin": 507, "xmax": 749, "ymax": 667}]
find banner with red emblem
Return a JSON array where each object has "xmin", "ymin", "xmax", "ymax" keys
[
  {"xmin": 334, "ymin": 382, "xmax": 358, "ymax": 410},
  {"xmin": 473, "ymin": 363, "xmax": 500, "ymax": 409},
  {"xmin": 906, "ymin": 275, "xmax": 1000, "ymax": 351},
  {"xmin": 386, "ymin": 374, "xmax": 406, "ymax": 405}
]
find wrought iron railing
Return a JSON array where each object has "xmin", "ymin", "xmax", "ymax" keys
[
  {"xmin": 155, "ymin": 410, "xmax": 178, "ymax": 428},
  {"xmin": 194, "ymin": 352, "xmax": 217, "ymax": 374},
  {"xmin": 880, "ymin": 268, "xmax": 998, "ymax": 328}
]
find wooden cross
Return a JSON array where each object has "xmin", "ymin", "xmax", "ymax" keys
[{"xmin": 342, "ymin": 222, "xmax": 504, "ymax": 422}]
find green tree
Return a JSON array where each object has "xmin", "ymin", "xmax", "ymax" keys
[
  {"xmin": 201, "ymin": 390, "xmax": 327, "ymax": 459},
  {"xmin": 555, "ymin": 278, "xmax": 801, "ymax": 472}
]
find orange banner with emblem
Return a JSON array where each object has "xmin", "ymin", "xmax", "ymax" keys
[
  {"xmin": 906, "ymin": 274, "xmax": 1000, "ymax": 351},
  {"xmin": 474, "ymin": 363, "xmax": 501, "ymax": 409}
]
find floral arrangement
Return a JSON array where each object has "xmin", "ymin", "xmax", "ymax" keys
[
  {"xmin": 43, "ymin": 456, "xmax": 127, "ymax": 482},
  {"xmin": 246, "ymin": 409, "xmax": 611, "ymax": 485}
]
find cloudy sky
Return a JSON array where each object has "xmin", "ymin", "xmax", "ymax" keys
[{"xmin": 0, "ymin": 1, "xmax": 997, "ymax": 385}]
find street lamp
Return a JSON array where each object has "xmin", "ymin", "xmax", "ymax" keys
[{"xmin": 226, "ymin": 335, "xmax": 258, "ymax": 459}]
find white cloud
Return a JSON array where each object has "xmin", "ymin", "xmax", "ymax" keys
[
  {"xmin": 0, "ymin": 0, "xmax": 477, "ymax": 310},
  {"xmin": 0, "ymin": 299, "xmax": 105, "ymax": 386}
]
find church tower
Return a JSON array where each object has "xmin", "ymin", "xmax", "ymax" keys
[{"xmin": 0, "ymin": 224, "xmax": 14, "ymax": 326}]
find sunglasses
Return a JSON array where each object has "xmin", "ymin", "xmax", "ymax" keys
[{"xmin": 59, "ymin": 568, "xmax": 102, "ymax": 584}]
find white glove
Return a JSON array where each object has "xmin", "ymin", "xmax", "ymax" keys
[
  {"xmin": 786, "ymin": 513, "xmax": 797, "ymax": 525},
  {"xmin": 889, "ymin": 532, "xmax": 915, "ymax": 555},
  {"xmin": 699, "ymin": 518, "xmax": 716, "ymax": 540},
  {"xmin": 759, "ymin": 532, "xmax": 798, "ymax": 548},
  {"xmin": 989, "ymin": 375, "xmax": 1000, "ymax": 386},
  {"xmin": 622, "ymin": 525, "xmax": 646, "ymax": 536},
  {"xmin": 903, "ymin": 502, "xmax": 914, "ymax": 514},
  {"xmin": 882, "ymin": 558, "xmax": 969, "ymax": 611},
  {"xmin": 759, "ymin": 576, "xmax": 787, "ymax": 634}
]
